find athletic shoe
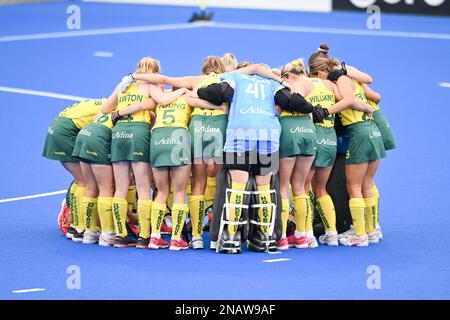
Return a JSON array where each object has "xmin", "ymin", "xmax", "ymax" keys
[
  {"xmin": 339, "ymin": 234, "xmax": 369, "ymax": 247},
  {"xmin": 375, "ymin": 225, "xmax": 383, "ymax": 240},
  {"xmin": 148, "ymin": 236, "xmax": 169, "ymax": 250},
  {"xmin": 126, "ymin": 222, "xmax": 139, "ymax": 238},
  {"xmin": 169, "ymin": 238, "xmax": 189, "ymax": 251},
  {"xmin": 319, "ymin": 232, "xmax": 339, "ymax": 246},
  {"xmin": 277, "ymin": 237, "xmax": 289, "ymax": 250},
  {"xmin": 189, "ymin": 236, "xmax": 204, "ymax": 250},
  {"xmin": 114, "ymin": 235, "xmax": 137, "ymax": 248},
  {"xmin": 210, "ymin": 240, "xmax": 217, "ymax": 250},
  {"xmin": 66, "ymin": 227, "xmax": 76, "ymax": 240},
  {"xmin": 99, "ymin": 232, "xmax": 115, "ymax": 247},
  {"xmin": 294, "ymin": 236, "xmax": 308, "ymax": 249},
  {"xmin": 287, "ymin": 234, "xmax": 296, "ymax": 248},
  {"xmin": 136, "ymin": 237, "xmax": 150, "ymax": 249},
  {"xmin": 367, "ymin": 232, "xmax": 380, "ymax": 244},
  {"xmin": 308, "ymin": 236, "xmax": 319, "ymax": 249},
  {"xmin": 58, "ymin": 199, "xmax": 71, "ymax": 236},
  {"xmin": 160, "ymin": 222, "xmax": 172, "ymax": 235},
  {"xmin": 338, "ymin": 225, "xmax": 355, "ymax": 240},
  {"xmin": 82, "ymin": 230, "xmax": 100, "ymax": 244},
  {"xmin": 72, "ymin": 229, "xmax": 85, "ymax": 243}
]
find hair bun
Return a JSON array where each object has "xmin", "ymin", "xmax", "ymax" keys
[{"xmin": 318, "ymin": 43, "xmax": 329, "ymax": 54}]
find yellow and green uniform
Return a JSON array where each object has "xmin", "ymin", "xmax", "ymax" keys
[
  {"xmin": 279, "ymin": 79, "xmax": 317, "ymax": 158},
  {"xmin": 306, "ymin": 78, "xmax": 337, "ymax": 168},
  {"xmin": 339, "ymin": 81, "xmax": 386, "ymax": 165},
  {"xmin": 339, "ymin": 81, "xmax": 386, "ymax": 237},
  {"xmin": 368, "ymin": 100, "xmax": 396, "ymax": 151},
  {"xmin": 149, "ymin": 96, "xmax": 192, "ymax": 168},
  {"xmin": 42, "ymin": 99, "xmax": 106, "ymax": 162},
  {"xmin": 111, "ymin": 83, "xmax": 151, "ymax": 163},
  {"xmin": 188, "ymin": 73, "xmax": 228, "ymax": 161},
  {"xmin": 72, "ymin": 113, "xmax": 114, "ymax": 165}
]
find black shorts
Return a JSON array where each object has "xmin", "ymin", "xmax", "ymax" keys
[{"xmin": 224, "ymin": 151, "xmax": 279, "ymax": 176}]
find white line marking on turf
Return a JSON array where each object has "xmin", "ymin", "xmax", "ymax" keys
[
  {"xmin": 439, "ymin": 82, "xmax": 450, "ymax": 88},
  {"xmin": 207, "ymin": 22, "xmax": 450, "ymax": 40},
  {"xmin": 93, "ymin": 51, "xmax": 114, "ymax": 58},
  {"xmin": 0, "ymin": 23, "xmax": 202, "ymax": 42},
  {"xmin": 262, "ymin": 258, "xmax": 291, "ymax": 263},
  {"xmin": 0, "ymin": 86, "xmax": 90, "ymax": 101},
  {"xmin": 12, "ymin": 288, "xmax": 45, "ymax": 294},
  {"xmin": 0, "ymin": 190, "xmax": 67, "ymax": 204}
]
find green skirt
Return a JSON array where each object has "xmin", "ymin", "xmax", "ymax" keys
[
  {"xmin": 373, "ymin": 109, "xmax": 396, "ymax": 151},
  {"xmin": 345, "ymin": 121, "xmax": 386, "ymax": 164},
  {"xmin": 314, "ymin": 126, "xmax": 337, "ymax": 168},
  {"xmin": 188, "ymin": 114, "xmax": 227, "ymax": 162},
  {"xmin": 150, "ymin": 127, "xmax": 191, "ymax": 168},
  {"xmin": 279, "ymin": 116, "xmax": 317, "ymax": 158},
  {"xmin": 42, "ymin": 117, "xmax": 80, "ymax": 162},
  {"xmin": 72, "ymin": 124, "xmax": 112, "ymax": 165},
  {"xmin": 111, "ymin": 122, "xmax": 150, "ymax": 163}
]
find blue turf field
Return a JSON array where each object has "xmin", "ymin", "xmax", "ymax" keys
[{"xmin": 1, "ymin": 0, "xmax": 450, "ymax": 300}]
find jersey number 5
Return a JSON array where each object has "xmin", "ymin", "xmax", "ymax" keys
[{"xmin": 162, "ymin": 109, "xmax": 176, "ymax": 125}]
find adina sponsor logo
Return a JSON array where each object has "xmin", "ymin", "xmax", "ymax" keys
[
  {"xmin": 369, "ymin": 130, "xmax": 382, "ymax": 139},
  {"xmin": 79, "ymin": 129, "xmax": 91, "ymax": 137},
  {"xmin": 317, "ymin": 138, "xmax": 337, "ymax": 146},
  {"xmin": 154, "ymin": 137, "xmax": 180, "ymax": 145},
  {"xmin": 290, "ymin": 127, "xmax": 314, "ymax": 134},
  {"xmin": 112, "ymin": 131, "xmax": 133, "ymax": 139},
  {"xmin": 240, "ymin": 106, "xmax": 272, "ymax": 116},
  {"xmin": 194, "ymin": 125, "xmax": 220, "ymax": 133}
]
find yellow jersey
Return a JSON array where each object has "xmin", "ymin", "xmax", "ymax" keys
[
  {"xmin": 116, "ymin": 83, "xmax": 151, "ymax": 123},
  {"xmin": 338, "ymin": 80, "xmax": 370, "ymax": 126},
  {"xmin": 191, "ymin": 73, "xmax": 226, "ymax": 117},
  {"xmin": 307, "ymin": 78, "xmax": 336, "ymax": 128},
  {"xmin": 59, "ymin": 98, "xmax": 106, "ymax": 129},
  {"xmin": 367, "ymin": 99, "xmax": 380, "ymax": 111},
  {"xmin": 153, "ymin": 96, "xmax": 192, "ymax": 130}
]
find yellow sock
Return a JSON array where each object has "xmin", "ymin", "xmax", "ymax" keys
[
  {"xmin": 293, "ymin": 195, "xmax": 309, "ymax": 234},
  {"xmin": 205, "ymin": 176, "xmax": 216, "ymax": 209},
  {"xmin": 289, "ymin": 185, "xmax": 294, "ymax": 202},
  {"xmin": 172, "ymin": 203, "xmax": 189, "ymax": 239},
  {"xmin": 227, "ymin": 181, "xmax": 247, "ymax": 236},
  {"xmin": 137, "ymin": 199, "xmax": 152, "ymax": 239},
  {"xmin": 189, "ymin": 195, "xmax": 205, "ymax": 237},
  {"xmin": 69, "ymin": 182, "xmax": 78, "ymax": 227},
  {"xmin": 316, "ymin": 195, "xmax": 337, "ymax": 232},
  {"xmin": 97, "ymin": 196, "xmax": 114, "ymax": 233},
  {"xmin": 112, "ymin": 197, "xmax": 128, "ymax": 237},
  {"xmin": 372, "ymin": 185, "xmax": 380, "ymax": 225},
  {"xmin": 127, "ymin": 185, "xmax": 136, "ymax": 213},
  {"xmin": 364, "ymin": 197, "xmax": 377, "ymax": 234},
  {"xmin": 305, "ymin": 196, "xmax": 314, "ymax": 233},
  {"xmin": 75, "ymin": 186, "xmax": 86, "ymax": 230},
  {"xmin": 257, "ymin": 184, "xmax": 272, "ymax": 237},
  {"xmin": 151, "ymin": 201, "xmax": 166, "ymax": 236},
  {"xmin": 281, "ymin": 198, "xmax": 289, "ymax": 237},
  {"xmin": 82, "ymin": 197, "xmax": 99, "ymax": 232},
  {"xmin": 349, "ymin": 198, "xmax": 366, "ymax": 236}
]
